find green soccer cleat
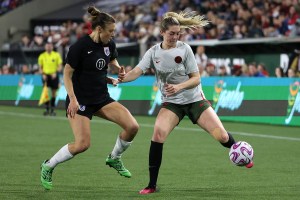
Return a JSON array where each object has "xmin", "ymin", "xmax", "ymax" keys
[
  {"xmin": 105, "ymin": 154, "xmax": 132, "ymax": 178},
  {"xmin": 40, "ymin": 160, "xmax": 54, "ymax": 190}
]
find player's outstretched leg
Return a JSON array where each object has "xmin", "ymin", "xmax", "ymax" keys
[
  {"xmin": 40, "ymin": 160, "xmax": 54, "ymax": 190},
  {"xmin": 106, "ymin": 154, "xmax": 131, "ymax": 178}
]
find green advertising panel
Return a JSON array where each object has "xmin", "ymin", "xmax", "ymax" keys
[
  {"xmin": 201, "ymin": 77, "xmax": 300, "ymax": 126},
  {"xmin": 0, "ymin": 75, "xmax": 299, "ymax": 126}
]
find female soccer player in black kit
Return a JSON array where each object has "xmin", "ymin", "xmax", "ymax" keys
[{"xmin": 40, "ymin": 6, "xmax": 139, "ymax": 190}]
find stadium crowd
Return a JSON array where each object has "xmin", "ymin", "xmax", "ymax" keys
[
  {"xmin": 1, "ymin": 0, "xmax": 300, "ymax": 77},
  {"xmin": 0, "ymin": 0, "xmax": 31, "ymax": 15}
]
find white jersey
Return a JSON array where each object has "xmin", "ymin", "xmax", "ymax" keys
[{"xmin": 137, "ymin": 41, "xmax": 205, "ymax": 104}]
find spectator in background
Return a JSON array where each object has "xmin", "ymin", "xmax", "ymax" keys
[
  {"xmin": 192, "ymin": 26, "xmax": 207, "ymax": 39},
  {"xmin": 202, "ymin": 62, "xmax": 217, "ymax": 77},
  {"xmin": 241, "ymin": 64, "xmax": 250, "ymax": 76},
  {"xmin": 257, "ymin": 63, "xmax": 269, "ymax": 77},
  {"xmin": 218, "ymin": 65, "xmax": 228, "ymax": 76},
  {"xmin": 194, "ymin": 45, "xmax": 208, "ymax": 76},
  {"xmin": 38, "ymin": 42, "xmax": 63, "ymax": 116},
  {"xmin": 232, "ymin": 24, "xmax": 243, "ymax": 39},
  {"xmin": 288, "ymin": 68, "xmax": 296, "ymax": 77},
  {"xmin": 275, "ymin": 67, "xmax": 285, "ymax": 78},
  {"xmin": 286, "ymin": 5, "xmax": 299, "ymax": 36},
  {"xmin": 32, "ymin": 34, "xmax": 44, "ymax": 47},
  {"xmin": 231, "ymin": 64, "xmax": 242, "ymax": 76},
  {"xmin": 248, "ymin": 20, "xmax": 264, "ymax": 38},
  {"xmin": 114, "ymin": 29, "xmax": 129, "ymax": 43},
  {"xmin": 289, "ymin": 18, "xmax": 300, "ymax": 37},
  {"xmin": 20, "ymin": 35, "xmax": 33, "ymax": 48},
  {"xmin": 248, "ymin": 62, "xmax": 265, "ymax": 77},
  {"xmin": 240, "ymin": 24, "xmax": 249, "ymax": 38},
  {"xmin": 21, "ymin": 64, "xmax": 31, "ymax": 74},
  {"xmin": 1, "ymin": 64, "xmax": 11, "ymax": 74}
]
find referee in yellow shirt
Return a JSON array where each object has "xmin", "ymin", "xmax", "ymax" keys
[{"xmin": 38, "ymin": 42, "xmax": 62, "ymax": 116}]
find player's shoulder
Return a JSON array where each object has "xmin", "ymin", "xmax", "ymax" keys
[
  {"xmin": 71, "ymin": 35, "xmax": 90, "ymax": 49},
  {"xmin": 177, "ymin": 41, "xmax": 191, "ymax": 49},
  {"xmin": 108, "ymin": 39, "xmax": 116, "ymax": 48},
  {"xmin": 149, "ymin": 43, "xmax": 161, "ymax": 52}
]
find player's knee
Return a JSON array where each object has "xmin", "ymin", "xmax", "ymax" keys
[
  {"xmin": 152, "ymin": 128, "xmax": 167, "ymax": 143},
  {"xmin": 126, "ymin": 121, "xmax": 139, "ymax": 135}
]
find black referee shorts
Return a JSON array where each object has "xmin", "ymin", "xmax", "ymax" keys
[{"xmin": 42, "ymin": 74, "xmax": 59, "ymax": 89}]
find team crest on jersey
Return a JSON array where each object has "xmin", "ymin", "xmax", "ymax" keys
[
  {"xmin": 104, "ymin": 47, "xmax": 110, "ymax": 56},
  {"xmin": 79, "ymin": 105, "xmax": 86, "ymax": 111},
  {"xmin": 174, "ymin": 56, "xmax": 182, "ymax": 63}
]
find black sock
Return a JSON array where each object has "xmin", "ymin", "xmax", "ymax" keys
[
  {"xmin": 148, "ymin": 140, "xmax": 163, "ymax": 188},
  {"xmin": 220, "ymin": 132, "xmax": 235, "ymax": 148},
  {"xmin": 45, "ymin": 101, "xmax": 50, "ymax": 112},
  {"xmin": 50, "ymin": 97, "xmax": 55, "ymax": 112}
]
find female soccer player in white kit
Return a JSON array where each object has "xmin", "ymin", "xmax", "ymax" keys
[{"xmin": 119, "ymin": 11, "xmax": 253, "ymax": 195}]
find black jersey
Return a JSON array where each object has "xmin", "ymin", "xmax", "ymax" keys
[{"xmin": 66, "ymin": 35, "xmax": 118, "ymax": 105}]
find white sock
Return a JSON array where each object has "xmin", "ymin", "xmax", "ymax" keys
[
  {"xmin": 111, "ymin": 136, "xmax": 132, "ymax": 159},
  {"xmin": 46, "ymin": 144, "xmax": 73, "ymax": 168}
]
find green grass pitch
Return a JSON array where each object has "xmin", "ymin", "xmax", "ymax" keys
[{"xmin": 0, "ymin": 105, "xmax": 300, "ymax": 200}]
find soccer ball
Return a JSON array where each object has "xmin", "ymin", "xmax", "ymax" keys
[{"xmin": 229, "ymin": 141, "xmax": 254, "ymax": 166}]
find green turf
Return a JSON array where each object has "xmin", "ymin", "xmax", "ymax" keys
[{"xmin": 0, "ymin": 105, "xmax": 300, "ymax": 200}]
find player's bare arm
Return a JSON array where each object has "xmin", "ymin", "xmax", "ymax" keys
[
  {"xmin": 63, "ymin": 64, "xmax": 79, "ymax": 118},
  {"xmin": 120, "ymin": 66, "xmax": 143, "ymax": 83},
  {"xmin": 109, "ymin": 59, "xmax": 126, "ymax": 81},
  {"xmin": 164, "ymin": 72, "xmax": 200, "ymax": 96},
  {"xmin": 109, "ymin": 58, "xmax": 122, "ymax": 69}
]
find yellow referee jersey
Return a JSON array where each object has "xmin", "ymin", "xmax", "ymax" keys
[{"xmin": 38, "ymin": 51, "xmax": 62, "ymax": 75}]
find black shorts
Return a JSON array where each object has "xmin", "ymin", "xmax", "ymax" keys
[
  {"xmin": 43, "ymin": 74, "xmax": 59, "ymax": 89},
  {"xmin": 65, "ymin": 97, "xmax": 115, "ymax": 120},
  {"xmin": 162, "ymin": 99, "xmax": 211, "ymax": 124}
]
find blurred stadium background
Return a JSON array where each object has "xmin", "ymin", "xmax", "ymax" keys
[{"xmin": 0, "ymin": 0, "xmax": 300, "ymax": 199}]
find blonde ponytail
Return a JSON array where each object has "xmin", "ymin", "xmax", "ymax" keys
[{"xmin": 161, "ymin": 11, "xmax": 209, "ymax": 31}]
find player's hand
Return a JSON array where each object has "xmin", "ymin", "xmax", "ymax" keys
[
  {"xmin": 118, "ymin": 66, "xmax": 126, "ymax": 82},
  {"xmin": 164, "ymin": 83, "xmax": 181, "ymax": 97},
  {"xmin": 67, "ymin": 99, "xmax": 79, "ymax": 119},
  {"xmin": 107, "ymin": 77, "xmax": 119, "ymax": 86}
]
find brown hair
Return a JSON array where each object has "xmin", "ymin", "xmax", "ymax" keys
[
  {"xmin": 160, "ymin": 11, "xmax": 209, "ymax": 32},
  {"xmin": 87, "ymin": 6, "xmax": 115, "ymax": 30}
]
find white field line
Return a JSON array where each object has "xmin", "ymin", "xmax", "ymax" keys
[{"xmin": 1, "ymin": 111, "xmax": 300, "ymax": 141}]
